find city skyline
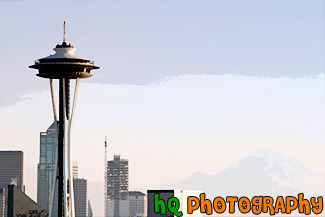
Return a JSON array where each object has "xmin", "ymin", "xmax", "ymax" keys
[{"xmin": 0, "ymin": 1, "xmax": 324, "ymax": 216}]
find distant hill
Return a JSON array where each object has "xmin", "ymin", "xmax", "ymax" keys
[{"xmin": 158, "ymin": 150, "xmax": 325, "ymax": 198}]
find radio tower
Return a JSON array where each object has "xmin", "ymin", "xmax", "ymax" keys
[
  {"xmin": 104, "ymin": 136, "xmax": 108, "ymax": 217},
  {"xmin": 29, "ymin": 22, "xmax": 100, "ymax": 217}
]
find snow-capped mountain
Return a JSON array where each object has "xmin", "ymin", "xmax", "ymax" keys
[{"xmin": 159, "ymin": 150, "xmax": 325, "ymax": 198}]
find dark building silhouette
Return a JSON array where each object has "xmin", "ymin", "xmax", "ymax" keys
[
  {"xmin": 0, "ymin": 151, "xmax": 23, "ymax": 191},
  {"xmin": 87, "ymin": 201, "xmax": 92, "ymax": 217},
  {"xmin": 147, "ymin": 190, "xmax": 202, "ymax": 217},
  {"xmin": 0, "ymin": 189, "xmax": 5, "ymax": 217},
  {"xmin": 147, "ymin": 190, "xmax": 174, "ymax": 217},
  {"xmin": 0, "ymin": 151, "xmax": 24, "ymax": 217},
  {"xmin": 7, "ymin": 185, "xmax": 48, "ymax": 217},
  {"xmin": 73, "ymin": 178, "xmax": 88, "ymax": 217}
]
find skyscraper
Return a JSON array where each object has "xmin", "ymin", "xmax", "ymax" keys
[
  {"xmin": 73, "ymin": 178, "xmax": 88, "ymax": 217},
  {"xmin": 37, "ymin": 123, "xmax": 57, "ymax": 213},
  {"xmin": 0, "ymin": 151, "xmax": 23, "ymax": 217},
  {"xmin": 71, "ymin": 162, "xmax": 88, "ymax": 217},
  {"xmin": 0, "ymin": 151, "xmax": 24, "ymax": 191},
  {"xmin": 0, "ymin": 189, "xmax": 5, "ymax": 217},
  {"xmin": 72, "ymin": 161, "xmax": 79, "ymax": 179},
  {"xmin": 88, "ymin": 200, "xmax": 93, "ymax": 217},
  {"xmin": 129, "ymin": 191, "xmax": 147, "ymax": 217},
  {"xmin": 106, "ymin": 155, "xmax": 129, "ymax": 217}
]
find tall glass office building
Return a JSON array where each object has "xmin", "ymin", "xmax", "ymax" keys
[{"xmin": 37, "ymin": 123, "xmax": 57, "ymax": 214}]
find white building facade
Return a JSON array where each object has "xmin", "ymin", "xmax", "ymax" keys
[{"xmin": 129, "ymin": 191, "xmax": 147, "ymax": 217}]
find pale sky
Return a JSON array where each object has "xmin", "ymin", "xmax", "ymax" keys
[
  {"xmin": 0, "ymin": 1, "xmax": 324, "ymax": 216},
  {"xmin": 0, "ymin": 1, "xmax": 324, "ymax": 106}
]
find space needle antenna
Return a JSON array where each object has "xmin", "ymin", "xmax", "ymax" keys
[{"xmin": 63, "ymin": 21, "xmax": 66, "ymax": 43}]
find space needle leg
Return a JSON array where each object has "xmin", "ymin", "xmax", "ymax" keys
[
  {"xmin": 49, "ymin": 79, "xmax": 59, "ymax": 217},
  {"xmin": 50, "ymin": 79, "xmax": 58, "ymax": 121},
  {"xmin": 58, "ymin": 78, "xmax": 65, "ymax": 217},
  {"xmin": 62, "ymin": 78, "xmax": 69, "ymax": 217},
  {"xmin": 62, "ymin": 78, "xmax": 79, "ymax": 217},
  {"xmin": 66, "ymin": 78, "xmax": 80, "ymax": 217},
  {"xmin": 68, "ymin": 78, "xmax": 79, "ymax": 135}
]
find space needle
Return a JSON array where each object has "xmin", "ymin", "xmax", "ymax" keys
[{"xmin": 29, "ymin": 22, "xmax": 99, "ymax": 217}]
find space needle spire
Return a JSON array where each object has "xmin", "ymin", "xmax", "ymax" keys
[
  {"xmin": 63, "ymin": 21, "xmax": 66, "ymax": 43},
  {"xmin": 29, "ymin": 22, "xmax": 100, "ymax": 217}
]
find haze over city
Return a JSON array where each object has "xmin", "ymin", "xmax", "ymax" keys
[{"xmin": 0, "ymin": 1, "xmax": 324, "ymax": 216}]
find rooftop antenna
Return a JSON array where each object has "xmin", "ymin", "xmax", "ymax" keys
[
  {"xmin": 63, "ymin": 21, "xmax": 66, "ymax": 43},
  {"xmin": 104, "ymin": 136, "xmax": 108, "ymax": 217}
]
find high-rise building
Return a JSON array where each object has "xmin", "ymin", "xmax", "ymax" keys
[
  {"xmin": 87, "ymin": 200, "xmax": 93, "ymax": 217},
  {"xmin": 106, "ymin": 155, "xmax": 129, "ymax": 217},
  {"xmin": 147, "ymin": 190, "xmax": 203, "ymax": 217},
  {"xmin": 73, "ymin": 178, "xmax": 88, "ymax": 217},
  {"xmin": 37, "ymin": 123, "xmax": 58, "ymax": 214},
  {"xmin": 129, "ymin": 191, "xmax": 147, "ymax": 217},
  {"xmin": 72, "ymin": 161, "xmax": 89, "ymax": 217},
  {"xmin": 0, "ymin": 188, "xmax": 5, "ymax": 217},
  {"xmin": 71, "ymin": 161, "xmax": 88, "ymax": 217},
  {"xmin": 0, "ymin": 151, "xmax": 24, "ymax": 191},
  {"xmin": 0, "ymin": 151, "xmax": 24, "ymax": 217},
  {"xmin": 72, "ymin": 161, "xmax": 79, "ymax": 179}
]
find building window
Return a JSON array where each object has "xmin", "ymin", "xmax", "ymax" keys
[
  {"xmin": 41, "ymin": 145, "xmax": 46, "ymax": 155},
  {"xmin": 47, "ymin": 152, "xmax": 52, "ymax": 163}
]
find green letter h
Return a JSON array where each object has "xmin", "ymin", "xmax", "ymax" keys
[{"xmin": 154, "ymin": 194, "xmax": 166, "ymax": 214}]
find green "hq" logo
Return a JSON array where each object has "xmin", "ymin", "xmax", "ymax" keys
[{"xmin": 154, "ymin": 194, "xmax": 183, "ymax": 216}]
